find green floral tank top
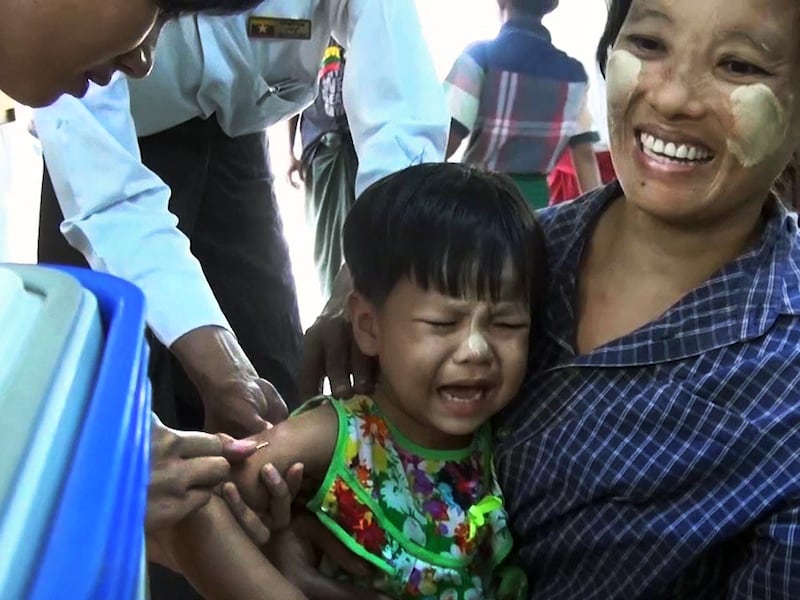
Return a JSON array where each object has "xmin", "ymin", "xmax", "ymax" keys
[{"xmin": 301, "ymin": 395, "xmax": 524, "ymax": 599}]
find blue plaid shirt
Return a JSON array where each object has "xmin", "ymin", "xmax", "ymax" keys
[{"xmin": 496, "ymin": 181, "xmax": 800, "ymax": 599}]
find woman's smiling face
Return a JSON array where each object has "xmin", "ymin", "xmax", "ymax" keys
[{"xmin": 606, "ymin": 0, "xmax": 800, "ymax": 227}]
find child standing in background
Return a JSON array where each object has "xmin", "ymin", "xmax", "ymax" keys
[{"xmin": 444, "ymin": 0, "xmax": 602, "ymax": 209}]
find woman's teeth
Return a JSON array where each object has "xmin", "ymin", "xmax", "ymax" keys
[{"xmin": 639, "ymin": 131, "xmax": 713, "ymax": 163}]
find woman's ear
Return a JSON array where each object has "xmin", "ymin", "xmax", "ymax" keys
[{"xmin": 347, "ymin": 291, "xmax": 380, "ymax": 357}]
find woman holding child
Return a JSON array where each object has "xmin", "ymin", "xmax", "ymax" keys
[{"xmin": 298, "ymin": 0, "xmax": 800, "ymax": 597}]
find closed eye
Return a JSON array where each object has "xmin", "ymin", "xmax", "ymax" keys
[
  {"xmin": 422, "ymin": 320, "xmax": 457, "ymax": 328},
  {"xmin": 626, "ymin": 35, "xmax": 665, "ymax": 55},
  {"xmin": 720, "ymin": 58, "xmax": 770, "ymax": 77},
  {"xmin": 494, "ymin": 322, "xmax": 529, "ymax": 330}
]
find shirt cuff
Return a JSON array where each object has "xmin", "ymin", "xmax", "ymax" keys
[
  {"xmin": 569, "ymin": 131, "xmax": 601, "ymax": 147},
  {"xmin": 142, "ymin": 269, "xmax": 232, "ymax": 348}
]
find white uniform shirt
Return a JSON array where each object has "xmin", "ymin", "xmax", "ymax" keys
[{"xmin": 33, "ymin": 0, "xmax": 448, "ymax": 347}]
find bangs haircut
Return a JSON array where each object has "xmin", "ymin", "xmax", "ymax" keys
[
  {"xmin": 156, "ymin": 0, "xmax": 261, "ymax": 19},
  {"xmin": 596, "ymin": 0, "xmax": 632, "ymax": 77},
  {"xmin": 343, "ymin": 163, "xmax": 546, "ymax": 310}
]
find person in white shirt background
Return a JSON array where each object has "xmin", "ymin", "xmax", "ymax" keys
[
  {"xmin": 34, "ymin": 0, "xmax": 446, "ymax": 434},
  {"xmin": 32, "ymin": 1, "xmax": 448, "ymax": 596},
  {"xmin": 0, "ymin": 0, "xmax": 318, "ymax": 596}
]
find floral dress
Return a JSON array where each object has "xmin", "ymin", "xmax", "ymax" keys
[{"xmin": 300, "ymin": 395, "xmax": 526, "ymax": 600}]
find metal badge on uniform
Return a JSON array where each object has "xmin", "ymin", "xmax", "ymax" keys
[{"xmin": 248, "ymin": 17, "xmax": 311, "ymax": 40}]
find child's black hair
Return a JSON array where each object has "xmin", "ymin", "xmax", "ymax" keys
[{"xmin": 343, "ymin": 163, "xmax": 547, "ymax": 313}]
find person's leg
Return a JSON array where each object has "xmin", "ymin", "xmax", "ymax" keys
[
  {"xmin": 304, "ymin": 132, "xmax": 358, "ymax": 299},
  {"xmin": 189, "ymin": 123, "xmax": 303, "ymax": 411}
]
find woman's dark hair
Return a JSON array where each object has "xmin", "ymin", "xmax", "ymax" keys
[
  {"xmin": 595, "ymin": 0, "xmax": 800, "ymax": 210},
  {"xmin": 596, "ymin": 0, "xmax": 632, "ymax": 78},
  {"xmin": 343, "ymin": 163, "xmax": 548, "ymax": 311},
  {"xmin": 156, "ymin": 0, "xmax": 261, "ymax": 18}
]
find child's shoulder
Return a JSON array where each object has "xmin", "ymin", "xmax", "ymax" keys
[{"xmin": 293, "ymin": 393, "xmax": 379, "ymax": 422}]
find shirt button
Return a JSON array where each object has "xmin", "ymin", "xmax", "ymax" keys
[{"xmin": 496, "ymin": 427, "xmax": 509, "ymax": 440}]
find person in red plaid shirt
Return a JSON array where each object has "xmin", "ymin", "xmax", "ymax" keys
[{"xmin": 444, "ymin": 0, "xmax": 601, "ymax": 210}]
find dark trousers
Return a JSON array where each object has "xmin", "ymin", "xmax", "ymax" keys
[
  {"xmin": 38, "ymin": 116, "xmax": 303, "ymax": 599},
  {"xmin": 303, "ymin": 131, "xmax": 358, "ymax": 299}
]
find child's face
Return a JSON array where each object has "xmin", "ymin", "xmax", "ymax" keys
[
  {"xmin": 350, "ymin": 268, "xmax": 531, "ymax": 450},
  {"xmin": 606, "ymin": 0, "xmax": 800, "ymax": 225}
]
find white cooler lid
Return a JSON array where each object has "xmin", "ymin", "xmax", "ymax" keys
[{"xmin": 0, "ymin": 265, "xmax": 103, "ymax": 599}]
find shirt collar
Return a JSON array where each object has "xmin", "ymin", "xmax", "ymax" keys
[
  {"xmin": 501, "ymin": 17, "xmax": 551, "ymax": 42},
  {"xmin": 542, "ymin": 181, "xmax": 800, "ymax": 367}
]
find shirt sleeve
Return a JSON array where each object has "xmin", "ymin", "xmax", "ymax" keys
[
  {"xmin": 332, "ymin": 0, "xmax": 449, "ymax": 196},
  {"xmin": 728, "ymin": 504, "xmax": 800, "ymax": 599},
  {"xmin": 32, "ymin": 75, "xmax": 231, "ymax": 347},
  {"xmin": 443, "ymin": 48, "xmax": 485, "ymax": 134}
]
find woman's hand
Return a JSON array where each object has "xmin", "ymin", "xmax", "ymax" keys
[
  {"xmin": 265, "ymin": 510, "xmax": 390, "ymax": 600},
  {"xmin": 297, "ymin": 265, "xmax": 376, "ymax": 400},
  {"xmin": 221, "ymin": 462, "xmax": 305, "ymax": 546},
  {"xmin": 146, "ymin": 415, "xmax": 260, "ymax": 533},
  {"xmin": 146, "ymin": 455, "xmax": 303, "ymax": 577}
]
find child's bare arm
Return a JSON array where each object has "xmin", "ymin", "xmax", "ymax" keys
[
  {"xmin": 229, "ymin": 403, "xmax": 339, "ymax": 514},
  {"xmin": 156, "ymin": 494, "xmax": 309, "ymax": 600},
  {"xmin": 151, "ymin": 405, "xmax": 338, "ymax": 598}
]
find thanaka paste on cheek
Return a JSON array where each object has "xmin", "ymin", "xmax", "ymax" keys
[
  {"xmin": 467, "ymin": 313, "xmax": 490, "ymax": 356},
  {"xmin": 605, "ymin": 49, "xmax": 642, "ymax": 132},
  {"xmin": 727, "ymin": 83, "xmax": 786, "ymax": 168}
]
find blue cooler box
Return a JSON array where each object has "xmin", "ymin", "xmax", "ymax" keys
[{"xmin": 0, "ymin": 264, "xmax": 151, "ymax": 599}]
